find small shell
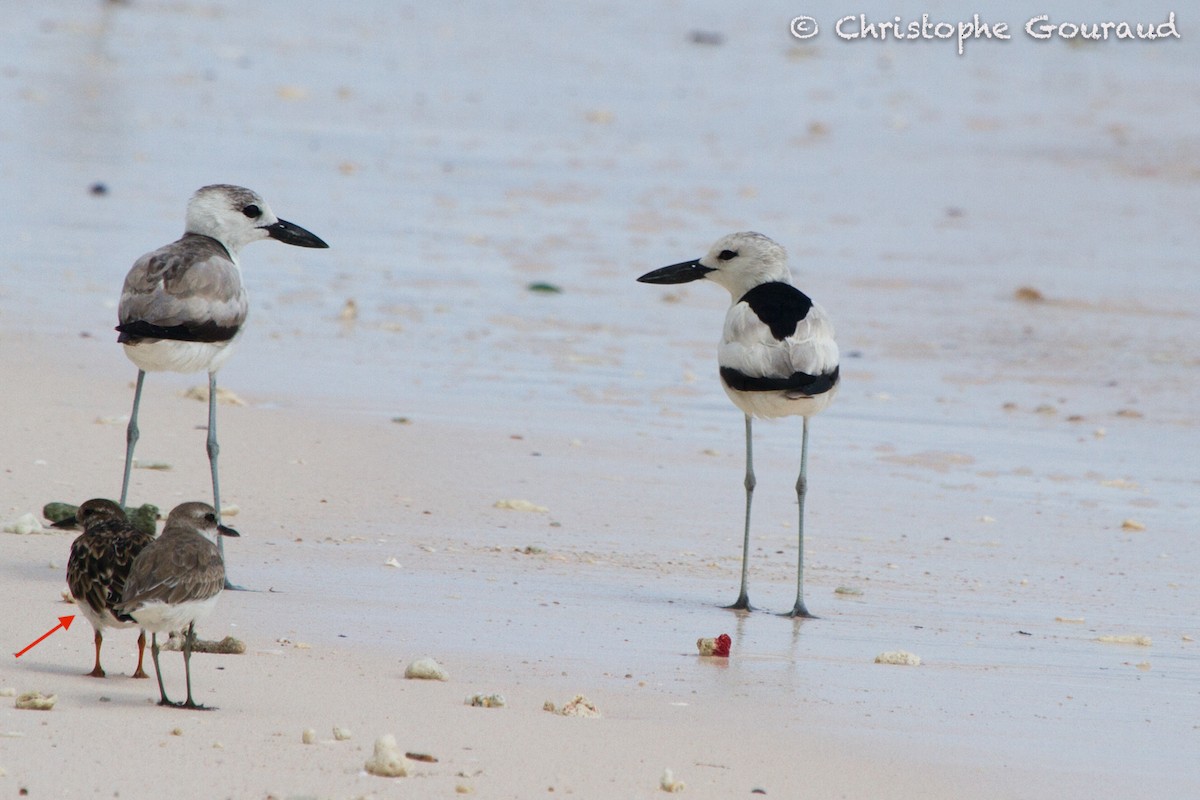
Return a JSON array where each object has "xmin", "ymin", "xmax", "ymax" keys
[
  {"xmin": 493, "ymin": 499, "xmax": 549, "ymax": 513},
  {"xmin": 364, "ymin": 734, "xmax": 409, "ymax": 777},
  {"xmin": 404, "ymin": 658, "xmax": 450, "ymax": 681},
  {"xmin": 302, "ymin": 729, "xmax": 317, "ymax": 744},
  {"xmin": 874, "ymin": 650, "xmax": 921, "ymax": 666},
  {"xmin": 333, "ymin": 726, "xmax": 352, "ymax": 741},
  {"xmin": 660, "ymin": 768, "xmax": 686, "ymax": 793},
  {"xmin": 15, "ymin": 692, "xmax": 57, "ymax": 710},
  {"xmin": 464, "ymin": 693, "xmax": 507, "ymax": 708}
]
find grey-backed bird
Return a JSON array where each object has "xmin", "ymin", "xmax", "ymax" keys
[
  {"xmin": 117, "ymin": 502, "xmax": 238, "ymax": 709},
  {"xmin": 115, "ymin": 185, "xmax": 327, "ymax": 587}
]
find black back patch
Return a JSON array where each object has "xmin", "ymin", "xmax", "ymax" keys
[
  {"xmin": 720, "ymin": 365, "xmax": 839, "ymax": 396},
  {"xmin": 116, "ymin": 320, "xmax": 240, "ymax": 344},
  {"xmin": 739, "ymin": 282, "xmax": 813, "ymax": 341}
]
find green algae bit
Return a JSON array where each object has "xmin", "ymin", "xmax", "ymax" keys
[{"xmin": 42, "ymin": 501, "xmax": 160, "ymax": 536}]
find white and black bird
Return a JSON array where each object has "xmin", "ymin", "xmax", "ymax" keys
[
  {"xmin": 63, "ymin": 499, "xmax": 157, "ymax": 679},
  {"xmin": 116, "ymin": 502, "xmax": 238, "ymax": 709},
  {"xmin": 638, "ymin": 232, "xmax": 839, "ymax": 617},
  {"xmin": 115, "ymin": 184, "xmax": 328, "ymax": 587}
]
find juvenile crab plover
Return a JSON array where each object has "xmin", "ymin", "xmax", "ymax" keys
[
  {"xmin": 638, "ymin": 232, "xmax": 840, "ymax": 617},
  {"xmin": 115, "ymin": 184, "xmax": 327, "ymax": 587},
  {"xmin": 63, "ymin": 499, "xmax": 157, "ymax": 678},
  {"xmin": 117, "ymin": 501, "xmax": 238, "ymax": 709}
]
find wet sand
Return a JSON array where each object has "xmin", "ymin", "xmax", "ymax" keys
[{"xmin": 3, "ymin": 1, "xmax": 1199, "ymax": 797}]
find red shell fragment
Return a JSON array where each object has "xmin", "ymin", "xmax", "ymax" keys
[{"xmin": 713, "ymin": 633, "xmax": 731, "ymax": 657}]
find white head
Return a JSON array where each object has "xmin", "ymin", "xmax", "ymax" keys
[
  {"xmin": 184, "ymin": 184, "xmax": 329, "ymax": 254},
  {"xmin": 637, "ymin": 232, "xmax": 793, "ymax": 298},
  {"xmin": 163, "ymin": 501, "xmax": 240, "ymax": 543}
]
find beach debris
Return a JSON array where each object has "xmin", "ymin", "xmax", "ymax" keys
[
  {"xmin": 133, "ymin": 460, "xmax": 172, "ymax": 471},
  {"xmin": 1121, "ymin": 519, "xmax": 1146, "ymax": 532},
  {"xmin": 544, "ymin": 694, "xmax": 601, "ymax": 718},
  {"xmin": 339, "ymin": 298, "xmax": 359, "ymax": 321},
  {"xmin": 456, "ymin": 785, "xmax": 474, "ymax": 794},
  {"xmin": 696, "ymin": 634, "xmax": 731, "ymax": 658},
  {"xmin": 41, "ymin": 502, "xmax": 159, "ymax": 536},
  {"xmin": 14, "ymin": 692, "xmax": 57, "ymax": 711},
  {"xmin": 182, "ymin": 385, "xmax": 246, "ymax": 406},
  {"xmin": 161, "ymin": 633, "xmax": 245, "ymax": 654},
  {"xmin": 333, "ymin": 726, "xmax": 352, "ymax": 741},
  {"xmin": 406, "ymin": 752, "xmax": 438, "ymax": 763},
  {"xmin": 384, "ymin": 557, "xmax": 402, "ymax": 568},
  {"xmin": 302, "ymin": 729, "xmax": 317, "ymax": 744},
  {"xmin": 1014, "ymin": 286, "xmax": 1045, "ymax": 303},
  {"xmin": 170, "ymin": 727, "xmax": 184, "ymax": 736},
  {"xmin": 1055, "ymin": 617, "xmax": 1085, "ymax": 624},
  {"xmin": 1134, "ymin": 661, "xmax": 1151, "ymax": 671},
  {"xmin": 404, "ymin": 657, "xmax": 450, "ymax": 681},
  {"xmin": 834, "ymin": 586, "xmax": 863, "ymax": 596},
  {"xmin": 688, "ymin": 29, "xmax": 725, "ymax": 45},
  {"xmin": 41, "ymin": 502, "xmax": 79, "ymax": 524},
  {"xmin": 464, "ymin": 693, "xmax": 507, "ymax": 708},
  {"xmin": 493, "ymin": 498, "xmax": 549, "ymax": 513},
  {"xmin": 875, "ymin": 650, "xmax": 922, "ymax": 666},
  {"xmin": 364, "ymin": 734, "xmax": 410, "ymax": 778},
  {"xmin": 660, "ymin": 768, "xmax": 687, "ymax": 793},
  {"xmin": 3, "ymin": 514, "xmax": 47, "ymax": 535},
  {"xmin": 0, "ymin": 688, "xmax": 16, "ymax": 697},
  {"xmin": 527, "ymin": 281, "xmax": 563, "ymax": 294},
  {"xmin": 1096, "ymin": 635, "xmax": 1152, "ymax": 647}
]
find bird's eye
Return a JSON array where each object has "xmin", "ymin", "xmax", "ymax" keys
[
  {"xmin": 242, "ymin": 204, "xmax": 262, "ymax": 219},
  {"xmin": 205, "ymin": 513, "xmax": 217, "ymax": 523},
  {"xmin": 717, "ymin": 249, "xmax": 737, "ymax": 261}
]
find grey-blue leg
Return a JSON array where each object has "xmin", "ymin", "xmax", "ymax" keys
[
  {"xmin": 724, "ymin": 414, "xmax": 755, "ymax": 611},
  {"xmin": 206, "ymin": 372, "xmax": 243, "ymax": 591},
  {"xmin": 180, "ymin": 622, "xmax": 209, "ymax": 709},
  {"xmin": 782, "ymin": 416, "xmax": 816, "ymax": 619},
  {"xmin": 150, "ymin": 632, "xmax": 173, "ymax": 706},
  {"xmin": 119, "ymin": 369, "xmax": 146, "ymax": 507}
]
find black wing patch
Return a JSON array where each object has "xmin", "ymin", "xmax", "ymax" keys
[
  {"xmin": 117, "ymin": 320, "xmax": 240, "ymax": 344},
  {"xmin": 720, "ymin": 365, "xmax": 839, "ymax": 396},
  {"xmin": 739, "ymin": 282, "xmax": 814, "ymax": 341}
]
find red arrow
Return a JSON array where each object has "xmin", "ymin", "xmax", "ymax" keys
[{"xmin": 13, "ymin": 615, "xmax": 75, "ymax": 659}]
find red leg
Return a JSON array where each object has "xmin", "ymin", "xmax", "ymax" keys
[
  {"xmin": 132, "ymin": 629, "xmax": 149, "ymax": 679},
  {"xmin": 87, "ymin": 629, "xmax": 106, "ymax": 678}
]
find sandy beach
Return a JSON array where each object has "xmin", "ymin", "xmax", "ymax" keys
[{"xmin": 3, "ymin": 1, "xmax": 1198, "ymax": 798}]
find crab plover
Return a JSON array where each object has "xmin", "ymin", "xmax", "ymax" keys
[
  {"xmin": 115, "ymin": 184, "xmax": 327, "ymax": 587},
  {"xmin": 63, "ymin": 499, "xmax": 157, "ymax": 678},
  {"xmin": 638, "ymin": 232, "xmax": 840, "ymax": 617},
  {"xmin": 117, "ymin": 502, "xmax": 238, "ymax": 709}
]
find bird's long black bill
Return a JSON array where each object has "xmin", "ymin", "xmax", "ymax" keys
[
  {"xmin": 636, "ymin": 258, "xmax": 714, "ymax": 284},
  {"xmin": 218, "ymin": 524, "xmax": 241, "ymax": 538},
  {"xmin": 265, "ymin": 219, "xmax": 329, "ymax": 248}
]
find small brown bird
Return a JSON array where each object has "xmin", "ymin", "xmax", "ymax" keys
[
  {"xmin": 116, "ymin": 502, "xmax": 238, "ymax": 709},
  {"xmin": 64, "ymin": 499, "xmax": 156, "ymax": 678}
]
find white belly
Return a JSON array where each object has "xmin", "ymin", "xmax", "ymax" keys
[
  {"xmin": 128, "ymin": 595, "xmax": 220, "ymax": 634},
  {"xmin": 122, "ymin": 339, "xmax": 237, "ymax": 374},
  {"xmin": 76, "ymin": 600, "xmax": 140, "ymax": 633},
  {"xmin": 723, "ymin": 382, "xmax": 839, "ymax": 420}
]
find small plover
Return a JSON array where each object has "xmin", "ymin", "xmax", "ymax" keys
[
  {"xmin": 638, "ymin": 232, "xmax": 840, "ymax": 617},
  {"xmin": 115, "ymin": 184, "xmax": 327, "ymax": 587},
  {"xmin": 63, "ymin": 499, "xmax": 157, "ymax": 678},
  {"xmin": 117, "ymin": 502, "xmax": 238, "ymax": 709}
]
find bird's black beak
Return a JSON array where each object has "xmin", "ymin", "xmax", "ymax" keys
[
  {"xmin": 51, "ymin": 517, "xmax": 79, "ymax": 530},
  {"xmin": 637, "ymin": 258, "xmax": 714, "ymax": 284},
  {"xmin": 218, "ymin": 524, "xmax": 241, "ymax": 538},
  {"xmin": 265, "ymin": 219, "xmax": 329, "ymax": 248}
]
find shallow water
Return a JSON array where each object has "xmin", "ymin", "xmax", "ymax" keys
[{"xmin": 3, "ymin": 1, "xmax": 1198, "ymax": 794}]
